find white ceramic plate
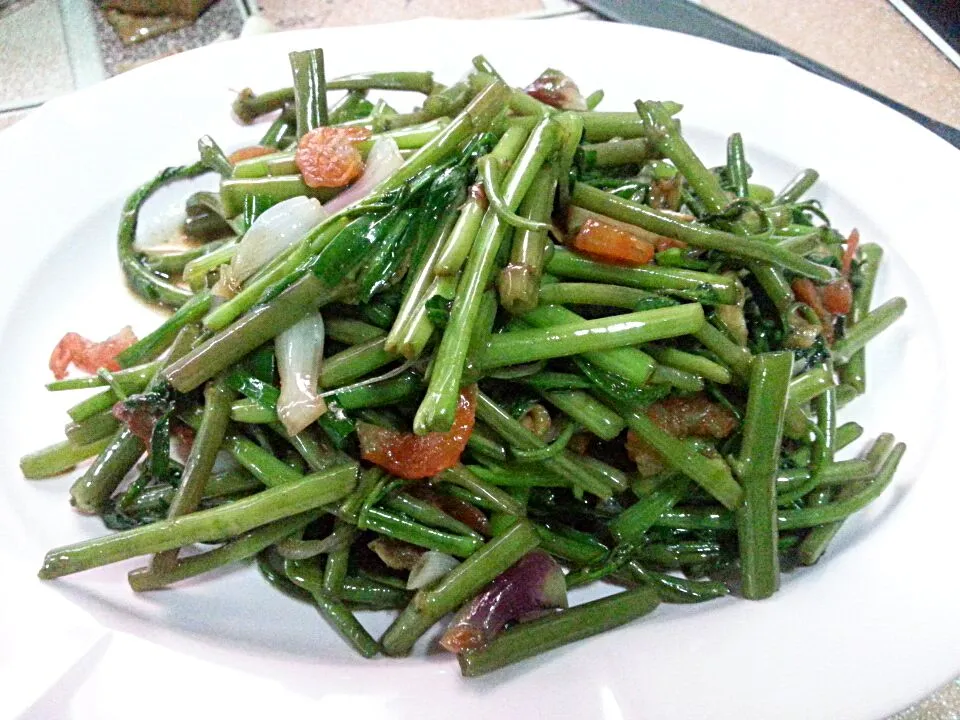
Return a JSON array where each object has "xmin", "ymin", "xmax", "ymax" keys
[{"xmin": 1, "ymin": 19, "xmax": 957, "ymax": 720}]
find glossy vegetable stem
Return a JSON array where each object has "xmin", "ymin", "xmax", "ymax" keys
[
  {"xmin": 129, "ymin": 511, "xmax": 321, "ymax": 591},
  {"xmin": 414, "ymin": 117, "xmax": 560, "ymax": 433},
  {"xmin": 498, "ymin": 163, "xmax": 557, "ymax": 313},
  {"xmin": 546, "ymin": 246, "xmax": 741, "ymax": 305},
  {"xmin": 571, "ymin": 182, "xmax": 832, "ymax": 281},
  {"xmin": 476, "ymin": 304, "xmax": 704, "ymax": 371},
  {"xmin": 39, "ymin": 463, "xmax": 358, "ymax": 579},
  {"xmin": 458, "ymin": 585, "xmax": 660, "ymax": 677},
  {"xmin": 838, "ymin": 242, "xmax": 883, "ymax": 394},
  {"xmin": 474, "ymin": 391, "xmax": 616, "ymax": 499},
  {"xmin": 736, "ymin": 351, "xmax": 792, "ymax": 600},
  {"xmin": 289, "ymin": 49, "xmax": 329, "ymax": 136},
  {"xmin": 150, "ymin": 374, "xmax": 235, "ymax": 573},
  {"xmin": 380, "ymin": 520, "xmax": 540, "ymax": 656},
  {"xmin": 119, "ymin": 163, "xmax": 209, "ymax": 308},
  {"xmin": 232, "ymin": 72, "xmax": 438, "ymax": 124},
  {"xmin": 165, "ymin": 84, "xmax": 511, "ymax": 392},
  {"xmin": 69, "ymin": 325, "xmax": 200, "ymax": 514}
]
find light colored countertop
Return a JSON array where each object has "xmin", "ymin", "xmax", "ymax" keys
[
  {"xmin": 254, "ymin": 0, "xmax": 960, "ymax": 130},
  {"xmin": 701, "ymin": 0, "xmax": 960, "ymax": 129},
  {"xmin": 256, "ymin": 0, "xmax": 543, "ymax": 30}
]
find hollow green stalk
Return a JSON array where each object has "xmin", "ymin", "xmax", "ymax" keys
[
  {"xmin": 415, "ymin": 117, "xmax": 558, "ymax": 433},
  {"xmin": 515, "ymin": 304, "xmax": 658, "ymax": 387},
  {"xmin": 379, "ymin": 519, "xmax": 540, "ymax": 656},
  {"xmin": 165, "ymin": 275, "xmax": 337, "ymax": 393},
  {"xmin": 736, "ymin": 351, "xmax": 792, "ymax": 600},
  {"xmin": 547, "ymin": 246, "xmax": 740, "ymax": 305},
  {"xmin": 64, "ymin": 410, "xmax": 121, "ymax": 446},
  {"xmin": 646, "ymin": 346, "xmax": 732, "ymax": 384},
  {"xmin": 20, "ymin": 437, "xmax": 113, "ymax": 480},
  {"xmin": 116, "ymin": 291, "xmax": 213, "ymax": 368},
  {"xmin": 39, "ymin": 463, "xmax": 358, "ymax": 580},
  {"xmin": 474, "ymin": 391, "xmax": 613, "ymax": 499},
  {"xmin": 540, "ymin": 390, "xmax": 624, "ymax": 441},
  {"xmin": 657, "ymin": 442, "xmax": 905, "ymax": 531},
  {"xmin": 476, "ymin": 304, "xmax": 704, "ymax": 371},
  {"xmin": 152, "ymin": 375, "xmax": 235, "ymax": 572},
  {"xmin": 438, "ymin": 465, "xmax": 526, "ymax": 517},
  {"xmin": 128, "ymin": 511, "xmax": 319, "ymax": 591},
  {"xmin": 458, "ymin": 585, "xmax": 660, "ymax": 677},
  {"xmin": 831, "ymin": 297, "xmax": 907, "ymax": 365},
  {"xmin": 797, "ymin": 434, "xmax": 896, "ymax": 565},
  {"xmin": 610, "ymin": 474, "xmax": 691, "ymax": 545},
  {"xmin": 838, "ymin": 243, "xmax": 883, "ymax": 393},
  {"xmin": 536, "ymin": 282, "xmax": 665, "ymax": 310},
  {"xmin": 498, "ymin": 164, "xmax": 557, "ymax": 314},
  {"xmin": 572, "ymin": 183, "xmax": 833, "ymax": 281},
  {"xmin": 285, "ymin": 558, "xmax": 381, "ymax": 658},
  {"xmin": 774, "ymin": 169, "xmax": 819, "ymax": 205},
  {"xmin": 289, "ymin": 48, "xmax": 328, "ymax": 136},
  {"xmin": 615, "ymin": 402, "xmax": 742, "ymax": 510},
  {"xmin": 360, "ymin": 506, "xmax": 482, "ymax": 558},
  {"xmin": 70, "ymin": 325, "xmax": 199, "ymax": 512}
]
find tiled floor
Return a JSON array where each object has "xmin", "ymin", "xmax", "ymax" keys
[{"xmin": 0, "ymin": 0, "xmax": 74, "ymax": 108}]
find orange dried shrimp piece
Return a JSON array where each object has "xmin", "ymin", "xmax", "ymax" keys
[
  {"xmin": 227, "ymin": 145, "xmax": 276, "ymax": 163},
  {"xmin": 295, "ymin": 126, "xmax": 371, "ymax": 189},
  {"xmin": 571, "ymin": 218, "xmax": 656, "ymax": 266},
  {"xmin": 358, "ymin": 386, "xmax": 476, "ymax": 480},
  {"xmin": 49, "ymin": 327, "xmax": 138, "ymax": 380}
]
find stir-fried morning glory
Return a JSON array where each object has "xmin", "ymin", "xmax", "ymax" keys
[{"xmin": 22, "ymin": 47, "xmax": 907, "ymax": 677}]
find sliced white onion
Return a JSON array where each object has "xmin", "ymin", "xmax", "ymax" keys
[
  {"xmin": 219, "ymin": 196, "xmax": 326, "ymax": 294},
  {"xmin": 276, "ymin": 312, "xmax": 327, "ymax": 436},
  {"xmin": 407, "ymin": 551, "xmax": 460, "ymax": 590},
  {"xmin": 323, "ymin": 137, "xmax": 404, "ymax": 214}
]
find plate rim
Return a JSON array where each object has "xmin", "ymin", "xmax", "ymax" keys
[{"xmin": 1, "ymin": 18, "xmax": 958, "ymax": 720}]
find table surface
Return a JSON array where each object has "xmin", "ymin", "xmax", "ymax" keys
[
  {"xmin": 699, "ymin": 0, "xmax": 960, "ymax": 129},
  {"xmin": 252, "ymin": 0, "xmax": 960, "ymax": 128}
]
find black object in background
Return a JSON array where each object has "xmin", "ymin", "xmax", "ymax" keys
[
  {"xmin": 899, "ymin": 0, "xmax": 960, "ymax": 55},
  {"xmin": 576, "ymin": 0, "xmax": 960, "ymax": 150}
]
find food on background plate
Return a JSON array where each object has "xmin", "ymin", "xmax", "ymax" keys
[{"xmin": 20, "ymin": 49, "xmax": 907, "ymax": 676}]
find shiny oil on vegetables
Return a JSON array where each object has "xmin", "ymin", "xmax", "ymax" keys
[{"xmin": 21, "ymin": 48, "xmax": 907, "ymax": 676}]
